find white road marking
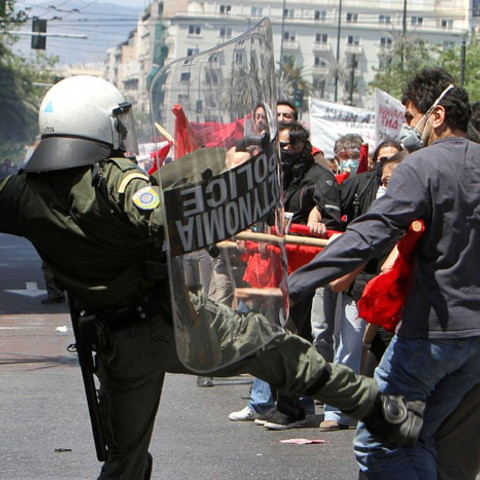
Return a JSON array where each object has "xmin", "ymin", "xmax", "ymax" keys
[{"xmin": 5, "ymin": 282, "xmax": 46, "ymax": 298}]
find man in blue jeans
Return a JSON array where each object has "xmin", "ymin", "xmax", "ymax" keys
[{"xmin": 288, "ymin": 67, "xmax": 480, "ymax": 479}]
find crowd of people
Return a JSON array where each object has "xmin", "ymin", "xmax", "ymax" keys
[
  {"xmin": 223, "ymin": 68, "xmax": 480, "ymax": 479},
  {"xmin": 1, "ymin": 66, "xmax": 479, "ymax": 479}
]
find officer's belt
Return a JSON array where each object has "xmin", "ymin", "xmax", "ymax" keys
[{"xmin": 97, "ymin": 289, "xmax": 169, "ymax": 333}]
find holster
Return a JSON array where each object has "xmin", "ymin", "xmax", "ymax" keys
[{"xmin": 78, "ymin": 314, "xmax": 111, "ymax": 352}]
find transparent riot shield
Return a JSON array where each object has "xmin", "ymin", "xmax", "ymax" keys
[{"xmin": 149, "ymin": 18, "xmax": 288, "ymax": 373}]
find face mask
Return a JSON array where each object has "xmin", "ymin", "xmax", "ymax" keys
[
  {"xmin": 399, "ymin": 123, "xmax": 424, "ymax": 152},
  {"xmin": 400, "ymin": 83, "xmax": 455, "ymax": 153},
  {"xmin": 280, "ymin": 150, "xmax": 298, "ymax": 169},
  {"xmin": 376, "ymin": 185, "xmax": 387, "ymax": 199},
  {"xmin": 340, "ymin": 158, "xmax": 360, "ymax": 174}
]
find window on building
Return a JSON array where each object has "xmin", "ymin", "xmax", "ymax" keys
[
  {"xmin": 344, "ymin": 78, "xmax": 357, "ymax": 91},
  {"xmin": 219, "ymin": 5, "xmax": 231, "ymax": 14},
  {"xmin": 346, "ymin": 12, "xmax": 358, "ymax": 23},
  {"xmin": 411, "ymin": 16, "xmax": 423, "ymax": 26},
  {"xmin": 314, "ymin": 56, "xmax": 327, "ymax": 67},
  {"xmin": 349, "ymin": 56, "xmax": 359, "ymax": 69},
  {"xmin": 379, "ymin": 14, "xmax": 391, "ymax": 24},
  {"xmin": 347, "ymin": 35, "xmax": 360, "ymax": 46},
  {"xmin": 251, "ymin": 6, "xmax": 263, "ymax": 16},
  {"xmin": 180, "ymin": 72, "xmax": 191, "ymax": 82},
  {"xmin": 313, "ymin": 78, "xmax": 326, "ymax": 96},
  {"xmin": 441, "ymin": 19, "xmax": 453, "ymax": 29},
  {"xmin": 380, "ymin": 37, "xmax": 392, "ymax": 47},
  {"xmin": 283, "ymin": 31, "xmax": 296, "ymax": 41},
  {"xmin": 220, "ymin": 27, "xmax": 232, "ymax": 38},
  {"xmin": 284, "ymin": 8, "xmax": 295, "ymax": 18},
  {"xmin": 314, "ymin": 10, "xmax": 326, "ymax": 21},
  {"xmin": 315, "ymin": 33, "xmax": 328, "ymax": 43},
  {"xmin": 205, "ymin": 71, "xmax": 219, "ymax": 84},
  {"xmin": 443, "ymin": 40, "xmax": 455, "ymax": 49},
  {"xmin": 188, "ymin": 25, "xmax": 201, "ymax": 35}
]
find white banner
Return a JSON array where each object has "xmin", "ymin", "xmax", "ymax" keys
[
  {"xmin": 308, "ymin": 97, "xmax": 376, "ymax": 158},
  {"xmin": 375, "ymin": 88, "xmax": 405, "ymax": 146}
]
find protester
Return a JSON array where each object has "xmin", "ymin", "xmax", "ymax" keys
[
  {"xmin": 288, "ymin": 67, "xmax": 480, "ymax": 478},
  {"xmin": 276, "ymin": 100, "xmax": 298, "ymax": 122}
]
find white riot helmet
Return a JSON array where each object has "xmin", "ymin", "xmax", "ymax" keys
[{"xmin": 25, "ymin": 75, "xmax": 139, "ymax": 172}]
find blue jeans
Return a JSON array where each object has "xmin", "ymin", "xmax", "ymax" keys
[
  {"xmin": 354, "ymin": 334, "xmax": 480, "ymax": 479},
  {"xmin": 324, "ymin": 294, "xmax": 365, "ymax": 425},
  {"xmin": 248, "ymin": 377, "xmax": 274, "ymax": 414}
]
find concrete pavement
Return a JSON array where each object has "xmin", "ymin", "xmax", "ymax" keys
[{"xmin": 0, "ymin": 233, "xmax": 360, "ymax": 479}]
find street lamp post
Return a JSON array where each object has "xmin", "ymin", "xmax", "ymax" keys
[
  {"xmin": 334, "ymin": 0, "xmax": 342, "ymax": 102},
  {"xmin": 278, "ymin": 0, "xmax": 286, "ymax": 79}
]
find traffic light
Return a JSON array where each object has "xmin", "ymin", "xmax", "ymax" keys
[
  {"xmin": 31, "ymin": 18, "xmax": 47, "ymax": 50},
  {"xmin": 293, "ymin": 88, "xmax": 304, "ymax": 109}
]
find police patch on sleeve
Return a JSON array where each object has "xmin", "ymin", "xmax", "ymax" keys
[{"xmin": 132, "ymin": 186, "xmax": 160, "ymax": 210}]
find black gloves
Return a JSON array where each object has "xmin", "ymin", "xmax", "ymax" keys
[{"xmin": 362, "ymin": 394, "xmax": 426, "ymax": 445}]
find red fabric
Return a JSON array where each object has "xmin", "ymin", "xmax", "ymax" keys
[
  {"xmin": 335, "ymin": 172, "xmax": 350, "ymax": 184},
  {"xmin": 172, "ymin": 104, "xmax": 197, "ymax": 158},
  {"xmin": 357, "ymin": 220, "xmax": 425, "ymax": 332},
  {"xmin": 147, "ymin": 141, "xmax": 172, "ymax": 175},
  {"xmin": 356, "ymin": 143, "xmax": 369, "ymax": 174},
  {"xmin": 190, "ymin": 118, "xmax": 246, "ymax": 150},
  {"xmin": 242, "ymin": 224, "xmax": 338, "ymax": 282},
  {"xmin": 311, "ymin": 146, "xmax": 324, "ymax": 156},
  {"xmin": 285, "ymin": 244, "xmax": 322, "ymax": 274},
  {"xmin": 171, "ymin": 105, "xmax": 247, "ymax": 159},
  {"xmin": 241, "ymin": 241, "xmax": 283, "ymax": 288}
]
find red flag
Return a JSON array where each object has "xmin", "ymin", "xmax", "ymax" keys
[
  {"xmin": 356, "ymin": 143, "xmax": 369, "ymax": 174},
  {"xmin": 357, "ymin": 220, "xmax": 425, "ymax": 332},
  {"xmin": 172, "ymin": 104, "xmax": 197, "ymax": 158},
  {"xmin": 147, "ymin": 141, "xmax": 172, "ymax": 176}
]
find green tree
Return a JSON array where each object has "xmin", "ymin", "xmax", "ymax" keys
[
  {"xmin": 368, "ymin": 30, "xmax": 438, "ymax": 99},
  {"xmin": 0, "ymin": 2, "xmax": 58, "ymax": 163},
  {"xmin": 438, "ymin": 32, "xmax": 480, "ymax": 103}
]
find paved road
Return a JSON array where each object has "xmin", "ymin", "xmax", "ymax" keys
[{"xmin": 0, "ymin": 233, "xmax": 360, "ymax": 480}]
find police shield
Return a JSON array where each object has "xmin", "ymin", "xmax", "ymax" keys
[{"xmin": 149, "ymin": 18, "xmax": 288, "ymax": 373}]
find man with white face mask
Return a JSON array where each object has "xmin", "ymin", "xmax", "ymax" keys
[{"xmin": 288, "ymin": 67, "xmax": 480, "ymax": 479}]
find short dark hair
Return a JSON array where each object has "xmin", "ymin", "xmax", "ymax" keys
[
  {"xmin": 278, "ymin": 121, "xmax": 311, "ymax": 154},
  {"xmin": 277, "ymin": 100, "xmax": 298, "ymax": 121},
  {"xmin": 372, "ymin": 140, "xmax": 403, "ymax": 163},
  {"xmin": 382, "ymin": 149, "xmax": 409, "ymax": 170},
  {"xmin": 401, "ymin": 68, "xmax": 471, "ymax": 132}
]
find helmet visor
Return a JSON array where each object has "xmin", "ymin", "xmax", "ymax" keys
[{"xmin": 113, "ymin": 102, "xmax": 139, "ymax": 155}]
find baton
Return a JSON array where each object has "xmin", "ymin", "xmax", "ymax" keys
[{"xmin": 68, "ymin": 297, "xmax": 107, "ymax": 462}]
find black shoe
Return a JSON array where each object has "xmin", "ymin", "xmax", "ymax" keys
[
  {"xmin": 41, "ymin": 295, "xmax": 66, "ymax": 304},
  {"xmin": 196, "ymin": 376, "xmax": 214, "ymax": 388},
  {"xmin": 263, "ymin": 407, "xmax": 307, "ymax": 430}
]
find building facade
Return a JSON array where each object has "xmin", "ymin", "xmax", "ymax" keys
[{"xmin": 106, "ymin": 0, "xmax": 473, "ymax": 118}]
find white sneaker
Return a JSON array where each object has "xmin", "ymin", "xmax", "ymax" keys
[{"xmin": 228, "ymin": 406, "xmax": 257, "ymax": 421}]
